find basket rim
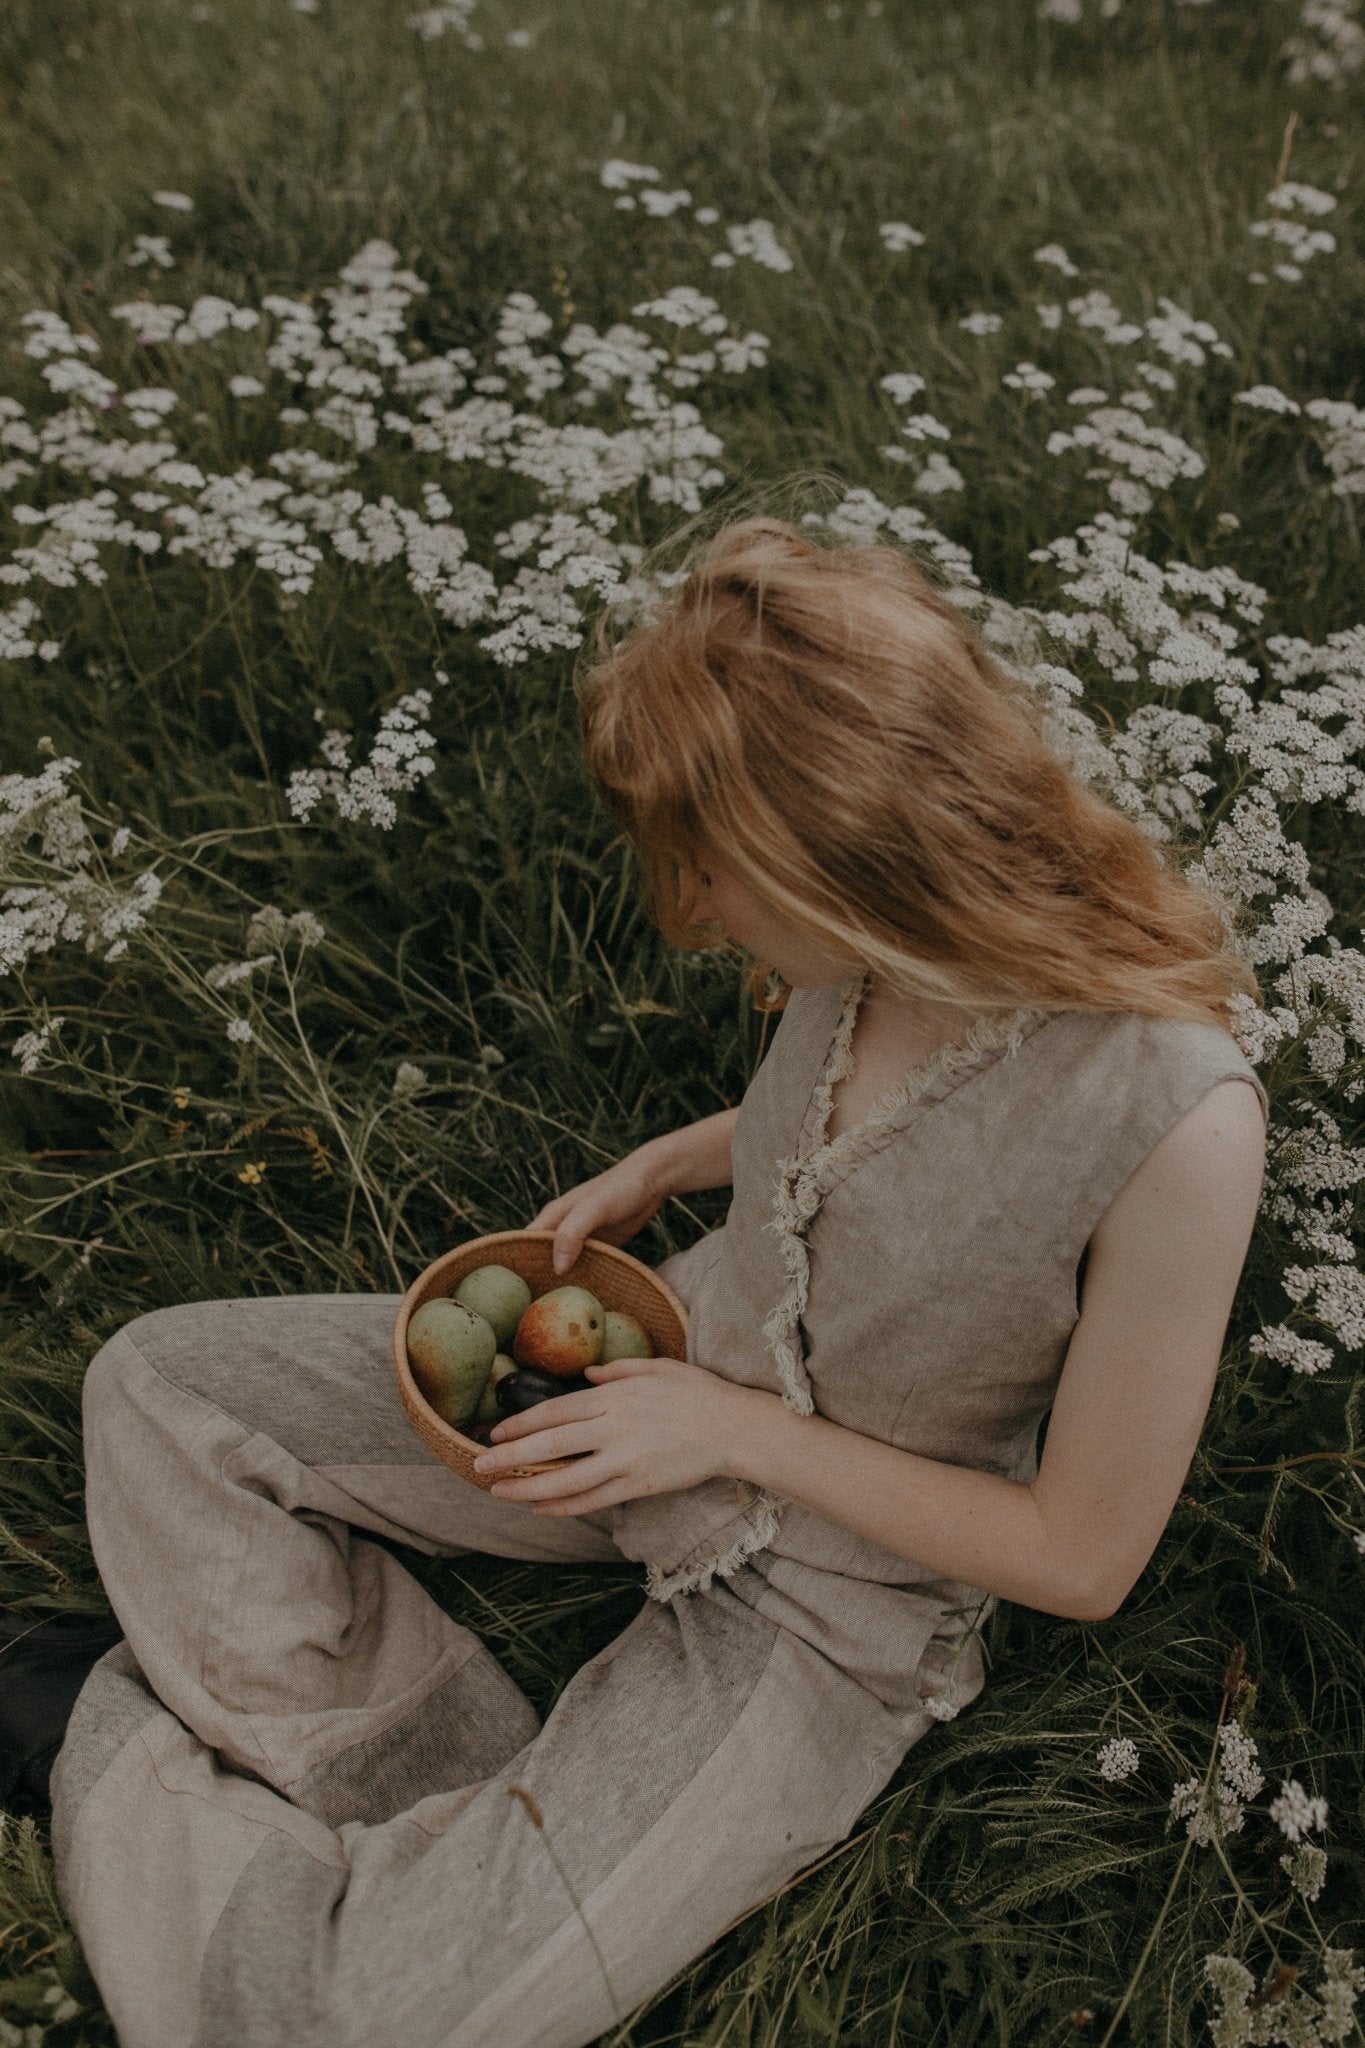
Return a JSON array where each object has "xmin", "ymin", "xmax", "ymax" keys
[{"xmin": 391, "ymin": 1229, "xmax": 690, "ymax": 1465}]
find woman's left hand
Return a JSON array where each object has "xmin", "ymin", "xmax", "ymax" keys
[{"xmin": 471, "ymin": 1357, "xmax": 768, "ymax": 1515}]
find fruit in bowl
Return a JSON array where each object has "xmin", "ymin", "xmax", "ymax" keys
[
  {"xmin": 392, "ymin": 1231, "xmax": 688, "ymax": 1492},
  {"xmin": 406, "ymin": 1298, "xmax": 498, "ymax": 1428},
  {"xmin": 511, "ymin": 1285, "xmax": 607, "ymax": 1377},
  {"xmin": 452, "ymin": 1265, "xmax": 531, "ymax": 1348},
  {"xmin": 406, "ymin": 1271, "xmax": 654, "ymax": 1431}
]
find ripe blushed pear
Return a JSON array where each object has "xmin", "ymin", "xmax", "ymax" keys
[
  {"xmin": 407, "ymin": 1298, "xmax": 497, "ymax": 1426},
  {"xmin": 453, "ymin": 1265, "xmax": 532, "ymax": 1349},
  {"xmin": 601, "ymin": 1310, "xmax": 653, "ymax": 1362},
  {"xmin": 512, "ymin": 1285, "xmax": 605, "ymax": 1377}
]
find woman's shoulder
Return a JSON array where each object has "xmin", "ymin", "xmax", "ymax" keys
[{"xmin": 1053, "ymin": 1005, "xmax": 1269, "ymax": 1124}]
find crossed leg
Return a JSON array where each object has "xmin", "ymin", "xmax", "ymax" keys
[{"xmin": 51, "ymin": 1294, "xmax": 922, "ymax": 2048}]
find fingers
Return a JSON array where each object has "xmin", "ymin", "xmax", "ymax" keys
[
  {"xmin": 474, "ymin": 1418, "xmax": 603, "ymax": 1471},
  {"xmin": 486, "ymin": 1389, "xmax": 602, "ymax": 1440},
  {"xmin": 531, "ymin": 1479, "xmax": 638, "ymax": 1517},
  {"xmin": 487, "ymin": 1454, "xmax": 621, "ymax": 1503},
  {"xmin": 583, "ymin": 1356, "xmax": 674, "ymax": 1380}
]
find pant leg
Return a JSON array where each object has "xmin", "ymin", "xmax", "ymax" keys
[
  {"xmin": 64, "ymin": 1295, "xmax": 620, "ymax": 1819},
  {"xmin": 52, "ymin": 1572, "xmax": 929, "ymax": 2048},
  {"xmin": 52, "ymin": 1285, "xmax": 937, "ymax": 2048}
]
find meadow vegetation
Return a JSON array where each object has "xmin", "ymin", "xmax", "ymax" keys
[{"xmin": 1, "ymin": 0, "xmax": 1362, "ymax": 2040}]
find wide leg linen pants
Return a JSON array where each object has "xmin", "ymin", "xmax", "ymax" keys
[{"xmin": 50, "ymin": 1294, "xmax": 935, "ymax": 2048}]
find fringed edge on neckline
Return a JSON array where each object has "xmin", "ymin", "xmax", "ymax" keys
[
  {"xmin": 643, "ymin": 1487, "xmax": 786, "ymax": 1602},
  {"xmin": 808, "ymin": 1000, "xmax": 1049, "ymax": 1181},
  {"xmin": 753, "ymin": 970, "xmax": 867, "ymax": 1414},
  {"xmin": 760, "ymin": 976, "xmax": 1047, "ymax": 1417}
]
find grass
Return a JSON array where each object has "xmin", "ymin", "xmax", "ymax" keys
[{"xmin": 1, "ymin": 0, "xmax": 1363, "ymax": 2040}]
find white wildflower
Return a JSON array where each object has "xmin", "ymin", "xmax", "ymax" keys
[
  {"xmin": 1247, "ymin": 1325, "xmax": 1335, "ymax": 1376},
  {"xmin": 1283, "ymin": 1, "xmax": 1365, "ymax": 85},
  {"xmin": 1003, "ymin": 361, "xmax": 1056, "ymax": 395},
  {"xmin": 599, "ymin": 160, "xmax": 662, "ymax": 190},
  {"xmin": 922, "ymin": 1696, "xmax": 959, "ymax": 1722},
  {"xmin": 1270, "ymin": 1778, "xmax": 1329, "ymax": 1844},
  {"xmin": 226, "ymin": 1018, "xmax": 254, "ymax": 1044},
  {"xmin": 1235, "ymin": 385, "xmax": 1302, "ymax": 416},
  {"xmin": 287, "ymin": 689, "xmax": 437, "ymax": 829},
  {"xmin": 879, "ymin": 222, "xmax": 926, "ymax": 251},
  {"xmin": 1280, "ymin": 1846, "xmax": 1328, "ymax": 1901},
  {"xmin": 151, "ymin": 190, "xmax": 194, "ymax": 211},
  {"xmin": 1169, "ymin": 1716, "xmax": 1263, "ymax": 1845},
  {"xmin": 392, "ymin": 1061, "xmax": 428, "ymax": 1097},
  {"xmin": 1066, "ymin": 288, "xmax": 1143, "ymax": 344},
  {"xmin": 1265, "ymin": 181, "xmax": 1339, "ymax": 217},
  {"xmin": 11, "ymin": 1015, "xmax": 64, "ymax": 1074},
  {"xmin": 723, "ymin": 219, "xmax": 794, "ymax": 272},
  {"xmin": 1204, "ymin": 1946, "xmax": 1365, "ymax": 2048},
  {"xmin": 410, "ymin": 0, "xmax": 482, "ymax": 41},
  {"xmin": 898, "ymin": 411, "xmax": 952, "ymax": 442},
  {"xmin": 126, "ymin": 235, "xmax": 175, "ymax": 270},
  {"xmin": 959, "ymin": 311, "xmax": 1002, "ymax": 335},
  {"xmin": 1302, "ymin": 399, "xmax": 1365, "ymax": 496},
  {"xmin": 1097, "ymin": 1736, "xmax": 1140, "ymax": 1781},
  {"xmin": 1033, "ymin": 241, "xmax": 1080, "ymax": 275},
  {"xmin": 205, "ymin": 956, "xmax": 271, "ymax": 991},
  {"xmin": 911, "ymin": 451, "xmax": 964, "ymax": 494}
]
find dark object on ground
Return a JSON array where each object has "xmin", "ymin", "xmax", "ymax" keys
[
  {"xmin": 494, "ymin": 1367, "xmax": 590, "ymax": 1414},
  {"xmin": 0, "ymin": 1609, "xmax": 125, "ymax": 1814}
]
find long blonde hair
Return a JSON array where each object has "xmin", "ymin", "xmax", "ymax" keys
[{"xmin": 573, "ymin": 507, "xmax": 1263, "ymax": 1027}]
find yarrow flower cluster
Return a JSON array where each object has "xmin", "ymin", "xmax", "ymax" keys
[
  {"xmin": 1097, "ymin": 1736, "xmax": 1141, "ymax": 1781},
  {"xmin": 1, "ymin": 757, "xmax": 164, "ymax": 973},
  {"xmin": 1248, "ymin": 183, "xmax": 1339, "ymax": 286},
  {"xmin": 1281, "ymin": 0, "xmax": 1365, "ymax": 85},
  {"xmin": 3, "ymin": 231, "xmax": 771, "ymax": 667},
  {"xmin": 1202, "ymin": 1948, "xmax": 1364, "ymax": 2047},
  {"xmin": 287, "ymin": 690, "xmax": 438, "ymax": 830},
  {"xmin": 1169, "ymin": 1717, "xmax": 1266, "ymax": 1846},
  {"xmin": 1269, "ymin": 1778, "xmax": 1330, "ymax": 1844},
  {"xmin": 879, "ymin": 221, "xmax": 925, "ymax": 251},
  {"xmin": 11, "ymin": 1014, "xmax": 64, "ymax": 1074}
]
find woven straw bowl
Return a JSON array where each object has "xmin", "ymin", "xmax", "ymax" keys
[{"xmin": 392, "ymin": 1230, "xmax": 690, "ymax": 1492}]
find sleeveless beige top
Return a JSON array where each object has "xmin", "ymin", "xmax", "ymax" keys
[{"xmin": 606, "ymin": 969, "xmax": 1268, "ymax": 1711}]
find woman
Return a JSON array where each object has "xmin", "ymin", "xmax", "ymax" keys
[{"xmin": 30, "ymin": 514, "xmax": 1267, "ymax": 2047}]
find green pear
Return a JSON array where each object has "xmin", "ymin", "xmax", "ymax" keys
[
  {"xmin": 407, "ymin": 1298, "xmax": 497, "ymax": 1427},
  {"xmin": 473, "ymin": 1352, "xmax": 518, "ymax": 1425},
  {"xmin": 453, "ymin": 1264, "xmax": 533, "ymax": 1348},
  {"xmin": 600, "ymin": 1310, "xmax": 653, "ymax": 1362}
]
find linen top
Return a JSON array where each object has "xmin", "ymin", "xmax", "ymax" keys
[{"xmin": 606, "ymin": 968, "xmax": 1268, "ymax": 1712}]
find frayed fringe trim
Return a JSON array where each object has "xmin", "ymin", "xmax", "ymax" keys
[
  {"xmin": 643, "ymin": 1488, "xmax": 786, "ymax": 1602},
  {"xmin": 760, "ymin": 972, "xmax": 1048, "ymax": 1418}
]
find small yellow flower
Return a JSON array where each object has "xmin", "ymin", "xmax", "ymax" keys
[
  {"xmin": 172, "ymin": 1087, "xmax": 190, "ymax": 1110},
  {"xmin": 237, "ymin": 1160, "xmax": 267, "ymax": 1186}
]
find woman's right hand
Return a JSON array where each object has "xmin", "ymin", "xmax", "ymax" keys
[{"xmin": 526, "ymin": 1149, "xmax": 671, "ymax": 1276}]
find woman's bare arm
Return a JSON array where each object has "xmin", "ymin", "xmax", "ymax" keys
[{"xmin": 640, "ymin": 1105, "xmax": 739, "ymax": 1196}]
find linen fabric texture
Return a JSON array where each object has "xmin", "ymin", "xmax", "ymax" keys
[
  {"xmin": 608, "ymin": 969, "xmax": 1270, "ymax": 1656},
  {"xmin": 49, "ymin": 972, "xmax": 1268, "ymax": 2048}
]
